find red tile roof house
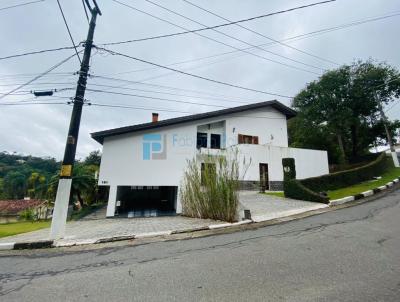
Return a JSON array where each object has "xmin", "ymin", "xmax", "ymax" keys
[{"xmin": 0, "ymin": 199, "xmax": 50, "ymax": 223}]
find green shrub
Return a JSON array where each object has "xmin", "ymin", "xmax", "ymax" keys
[
  {"xmin": 282, "ymin": 158, "xmax": 296, "ymax": 181},
  {"xmin": 284, "ymin": 179, "xmax": 329, "ymax": 203},
  {"xmin": 180, "ymin": 151, "xmax": 243, "ymax": 222},
  {"xmin": 300, "ymin": 153, "xmax": 391, "ymax": 192},
  {"xmin": 19, "ymin": 208, "xmax": 36, "ymax": 221}
]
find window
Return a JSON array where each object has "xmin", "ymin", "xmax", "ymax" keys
[
  {"xmin": 201, "ymin": 163, "xmax": 216, "ymax": 185},
  {"xmin": 210, "ymin": 134, "xmax": 221, "ymax": 149},
  {"xmin": 197, "ymin": 132, "xmax": 208, "ymax": 149},
  {"xmin": 238, "ymin": 134, "xmax": 259, "ymax": 145}
]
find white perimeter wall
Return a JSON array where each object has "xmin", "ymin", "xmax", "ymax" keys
[{"xmin": 236, "ymin": 145, "xmax": 329, "ymax": 181}]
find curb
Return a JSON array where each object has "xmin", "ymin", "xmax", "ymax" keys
[
  {"xmin": 329, "ymin": 177, "xmax": 400, "ymax": 207},
  {"xmin": 2, "ymin": 179, "xmax": 399, "ymax": 251}
]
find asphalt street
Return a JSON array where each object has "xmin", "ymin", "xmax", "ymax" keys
[{"xmin": 1, "ymin": 190, "xmax": 399, "ymax": 302}]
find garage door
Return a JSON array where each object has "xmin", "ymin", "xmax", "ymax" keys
[{"xmin": 116, "ymin": 186, "xmax": 177, "ymax": 217}]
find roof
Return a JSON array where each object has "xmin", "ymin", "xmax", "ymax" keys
[
  {"xmin": 0, "ymin": 199, "xmax": 46, "ymax": 215},
  {"xmin": 91, "ymin": 100, "xmax": 297, "ymax": 144}
]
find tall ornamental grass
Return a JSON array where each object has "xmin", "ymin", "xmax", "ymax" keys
[{"xmin": 180, "ymin": 151, "xmax": 247, "ymax": 222}]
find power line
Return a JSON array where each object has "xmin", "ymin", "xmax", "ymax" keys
[
  {"xmin": 82, "ymin": 0, "xmax": 90, "ymax": 23},
  {"xmin": 56, "ymin": 0, "xmax": 82, "ymax": 64},
  {"xmin": 110, "ymin": 0, "xmax": 329, "ymax": 75},
  {"xmin": 0, "ymin": 46, "xmax": 77, "ymax": 61},
  {"xmin": 89, "ymin": 74, "xmax": 264, "ymax": 101},
  {"xmin": 106, "ymin": 0, "xmax": 336, "ymax": 45},
  {"xmin": 0, "ymin": 0, "xmax": 44, "ymax": 12},
  {"xmin": 181, "ymin": 0, "xmax": 339, "ymax": 66},
  {"xmin": 2, "ymin": 9, "xmax": 397, "ymax": 63},
  {"xmin": 94, "ymin": 46, "xmax": 294, "ymax": 98},
  {"xmin": 110, "ymin": 11, "xmax": 400, "ymax": 78},
  {"xmin": 86, "ymin": 87, "xmax": 245, "ymax": 108},
  {"xmin": 0, "ymin": 102, "xmax": 67, "ymax": 106},
  {"xmin": 140, "ymin": 0, "xmax": 325, "ymax": 73},
  {"xmin": 0, "ymin": 52, "xmax": 79, "ymax": 100},
  {"xmin": 85, "ymin": 82, "xmax": 252, "ymax": 103}
]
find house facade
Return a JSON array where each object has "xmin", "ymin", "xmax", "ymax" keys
[{"xmin": 91, "ymin": 100, "xmax": 329, "ymax": 218}]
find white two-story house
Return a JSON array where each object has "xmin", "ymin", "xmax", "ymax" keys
[{"xmin": 91, "ymin": 100, "xmax": 329, "ymax": 218}]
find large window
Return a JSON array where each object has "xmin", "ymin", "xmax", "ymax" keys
[
  {"xmin": 238, "ymin": 134, "xmax": 259, "ymax": 144},
  {"xmin": 210, "ymin": 134, "xmax": 221, "ymax": 149},
  {"xmin": 197, "ymin": 132, "xmax": 208, "ymax": 149}
]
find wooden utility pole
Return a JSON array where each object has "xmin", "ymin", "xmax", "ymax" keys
[{"xmin": 50, "ymin": 0, "xmax": 102, "ymax": 239}]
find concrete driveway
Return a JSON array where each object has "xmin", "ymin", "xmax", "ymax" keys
[{"xmin": 239, "ymin": 191, "xmax": 328, "ymax": 222}]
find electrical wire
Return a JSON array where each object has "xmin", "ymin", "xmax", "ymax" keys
[
  {"xmin": 56, "ymin": 0, "xmax": 82, "ymax": 64},
  {"xmin": 82, "ymin": 0, "xmax": 90, "ymax": 23},
  {"xmin": 141, "ymin": 0, "xmax": 325, "ymax": 72},
  {"xmin": 181, "ymin": 0, "xmax": 339, "ymax": 66},
  {"xmin": 106, "ymin": 0, "xmax": 336, "ymax": 45},
  {"xmin": 89, "ymin": 74, "xmax": 264, "ymax": 101},
  {"xmin": 0, "ymin": 46, "xmax": 77, "ymax": 61},
  {"xmin": 2, "ymin": 9, "xmax": 397, "ymax": 63},
  {"xmin": 0, "ymin": 0, "xmax": 44, "ymax": 12},
  {"xmin": 0, "ymin": 52, "xmax": 80, "ymax": 100},
  {"xmin": 86, "ymin": 88, "xmax": 245, "ymax": 108},
  {"xmin": 110, "ymin": 11, "xmax": 400, "ymax": 78},
  {"xmin": 85, "ymin": 82, "xmax": 253, "ymax": 103},
  {"xmin": 94, "ymin": 47, "xmax": 294, "ymax": 98},
  {"xmin": 110, "ymin": 0, "xmax": 323, "ymax": 75}
]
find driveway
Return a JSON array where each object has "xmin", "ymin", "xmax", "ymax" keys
[{"xmin": 239, "ymin": 190, "xmax": 328, "ymax": 222}]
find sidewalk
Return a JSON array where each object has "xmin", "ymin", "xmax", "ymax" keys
[{"xmin": 0, "ymin": 191, "xmax": 329, "ymax": 249}]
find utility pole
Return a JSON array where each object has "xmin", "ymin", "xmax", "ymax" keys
[
  {"xmin": 377, "ymin": 94, "xmax": 400, "ymax": 167},
  {"xmin": 50, "ymin": 0, "xmax": 102, "ymax": 239}
]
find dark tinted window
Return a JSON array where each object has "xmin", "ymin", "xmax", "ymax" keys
[
  {"xmin": 210, "ymin": 134, "xmax": 221, "ymax": 149},
  {"xmin": 197, "ymin": 132, "xmax": 208, "ymax": 148}
]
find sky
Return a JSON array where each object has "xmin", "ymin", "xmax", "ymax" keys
[{"xmin": 0, "ymin": 0, "xmax": 399, "ymax": 160}]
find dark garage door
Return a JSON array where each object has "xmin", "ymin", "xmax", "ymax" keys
[{"xmin": 116, "ymin": 186, "xmax": 177, "ymax": 217}]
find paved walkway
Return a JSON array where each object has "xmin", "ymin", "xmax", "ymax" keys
[
  {"xmin": 0, "ymin": 216, "xmax": 223, "ymax": 244},
  {"xmin": 239, "ymin": 191, "xmax": 328, "ymax": 222},
  {"xmin": 0, "ymin": 191, "xmax": 328, "ymax": 245}
]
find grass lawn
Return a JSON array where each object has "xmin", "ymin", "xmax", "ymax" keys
[
  {"xmin": 327, "ymin": 166, "xmax": 400, "ymax": 200},
  {"xmin": 262, "ymin": 191, "xmax": 285, "ymax": 198},
  {"xmin": 0, "ymin": 221, "xmax": 51, "ymax": 238}
]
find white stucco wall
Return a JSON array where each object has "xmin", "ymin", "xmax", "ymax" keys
[{"xmin": 235, "ymin": 145, "xmax": 329, "ymax": 182}]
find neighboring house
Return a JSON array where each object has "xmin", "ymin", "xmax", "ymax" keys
[
  {"xmin": 0, "ymin": 199, "xmax": 50, "ymax": 223},
  {"xmin": 91, "ymin": 100, "xmax": 329, "ymax": 218}
]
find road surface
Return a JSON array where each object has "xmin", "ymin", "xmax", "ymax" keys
[{"xmin": 1, "ymin": 190, "xmax": 400, "ymax": 301}]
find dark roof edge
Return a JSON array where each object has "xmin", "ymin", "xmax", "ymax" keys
[{"xmin": 91, "ymin": 100, "xmax": 296, "ymax": 144}]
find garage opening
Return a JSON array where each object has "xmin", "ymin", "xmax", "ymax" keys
[{"xmin": 116, "ymin": 186, "xmax": 177, "ymax": 217}]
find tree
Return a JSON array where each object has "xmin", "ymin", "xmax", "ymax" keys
[
  {"xmin": 3, "ymin": 171, "xmax": 26, "ymax": 199},
  {"xmin": 84, "ymin": 150, "xmax": 101, "ymax": 166},
  {"xmin": 71, "ymin": 163, "xmax": 99, "ymax": 207},
  {"xmin": 291, "ymin": 60, "xmax": 400, "ymax": 164}
]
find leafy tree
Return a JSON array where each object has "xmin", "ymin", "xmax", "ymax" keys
[
  {"xmin": 291, "ymin": 60, "xmax": 400, "ymax": 164},
  {"xmin": 3, "ymin": 171, "xmax": 27, "ymax": 199},
  {"xmin": 71, "ymin": 163, "xmax": 99, "ymax": 207},
  {"xmin": 84, "ymin": 150, "xmax": 101, "ymax": 166}
]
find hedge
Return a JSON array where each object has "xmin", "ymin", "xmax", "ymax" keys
[
  {"xmin": 300, "ymin": 152, "xmax": 391, "ymax": 193},
  {"xmin": 284, "ymin": 179, "xmax": 329, "ymax": 204}
]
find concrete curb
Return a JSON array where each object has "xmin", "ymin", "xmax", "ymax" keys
[
  {"xmin": 2, "ymin": 179, "xmax": 399, "ymax": 251},
  {"xmin": 329, "ymin": 177, "xmax": 400, "ymax": 207}
]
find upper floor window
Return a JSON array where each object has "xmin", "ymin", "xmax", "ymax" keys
[
  {"xmin": 197, "ymin": 132, "xmax": 208, "ymax": 149},
  {"xmin": 238, "ymin": 134, "xmax": 259, "ymax": 144},
  {"xmin": 210, "ymin": 134, "xmax": 221, "ymax": 149}
]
